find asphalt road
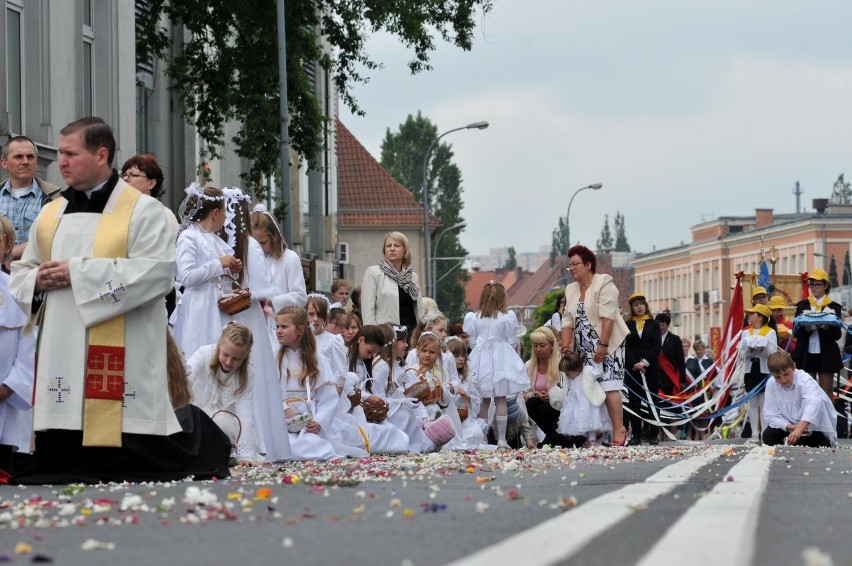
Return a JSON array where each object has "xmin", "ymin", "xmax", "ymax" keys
[{"xmin": 1, "ymin": 440, "xmax": 850, "ymax": 566}]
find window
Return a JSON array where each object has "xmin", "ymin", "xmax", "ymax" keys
[
  {"xmin": 135, "ymin": 0, "xmax": 155, "ymax": 152},
  {"xmin": 5, "ymin": 4, "xmax": 23, "ymax": 133},
  {"xmin": 82, "ymin": 0, "xmax": 94, "ymax": 115}
]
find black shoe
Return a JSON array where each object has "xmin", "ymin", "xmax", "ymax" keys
[
  {"xmin": 648, "ymin": 437, "xmax": 659, "ymax": 445},
  {"xmin": 631, "ymin": 435, "xmax": 642, "ymax": 446}
]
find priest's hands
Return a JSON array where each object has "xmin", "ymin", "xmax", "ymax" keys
[{"xmin": 36, "ymin": 261, "xmax": 70, "ymax": 291}]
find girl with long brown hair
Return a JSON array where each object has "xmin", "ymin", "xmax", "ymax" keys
[{"xmin": 463, "ymin": 281, "xmax": 531, "ymax": 449}]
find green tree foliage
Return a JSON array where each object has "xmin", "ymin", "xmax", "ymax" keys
[
  {"xmin": 505, "ymin": 246, "xmax": 517, "ymax": 270},
  {"xmin": 136, "ymin": 0, "xmax": 492, "ymax": 194},
  {"xmin": 551, "ymin": 216, "xmax": 568, "ymax": 256},
  {"xmin": 380, "ymin": 112, "xmax": 469, "ymax": 322},
  {"xmin": 534, "ymin": 291, "xmax": 563, "ymax": 329},
  {"xmin": 844, "ymin": 251, "xmax": 851, "ymax": 286},
  {"xmin": 829, "ymin": 255, "xmax": 839, "ymax": 288},
  {"xmin": 830, "ymin": 174, "xmax": 851, "ymax": 204},
  {"xmin": 614, "ymin": 211, "xmax": 631, "ymax": 252},
  {"xmin": 597, "ymin": 214, "xmax": 613, "ymax": 251}
]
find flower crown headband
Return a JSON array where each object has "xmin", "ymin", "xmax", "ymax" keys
[
  {"xmin": 177, "ymin": 182, "xmax": 225, "ymax": 232},
  {"xmin": 418, "ymin": 330, "xmax": 440, "ymax": 343},
  {"xmin": 392, "ymin": 325, "xmax": 407, "ymax": 336},
  {"xmin": 444, "ymin": 335, "xmax": 465, "ymax": 347},
  {"xmin": 306, "ymin": 293, "xmax": 330, "ymax": 308},
  {"xmin": 329, "ymin": 302, "xmax": 344, "ymax": 311}
]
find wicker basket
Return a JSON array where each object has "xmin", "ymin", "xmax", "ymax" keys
[
  {"xmin": 283, "ymin": 396, "xmax": 313, "ymax": 433},
  {"xmin": 422, "ymin": 382, "xmax": 443, "ymax": 406},
  {"xmin": 456, "ymin": 396, "xmax": 469, "ymax": 422},
  {"xmin": 218, "ymin": 274, "xmax": 252, "ymax": 315},
  {"xmin": 361, "ymin": 396, "xmax": 389, "ymax": 423},
  {"xmin": 404, "ymin": 376, "xmax": 433, "ymax": 403},
  {"xmin": 347, "ymin": 387, "xmax": 362, "ymax": 411}
]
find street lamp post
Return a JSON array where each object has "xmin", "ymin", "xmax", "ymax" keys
[
  {"xmin": 565, "ymin": 183, "xmax": 603, "ymax": 249},
  {"xmin": 431, "ymin": 221, "xmax": 467, "ymax": 297},
  {"xmin": 422, "ymin": 121, "xmax": 489, "ymax": 298}
]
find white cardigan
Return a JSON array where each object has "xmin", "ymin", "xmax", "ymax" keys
[{"xmin": 360, "ymin": 264, "xmax": 424, "ymax": 326}]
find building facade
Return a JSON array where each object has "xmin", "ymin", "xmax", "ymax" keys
[
  {"xmin": 632, "ymin": 206, "xmax": 852, "ymax": 345},
  {"xmin": 2, "ymin": 1, "xmax": 339, "ymax": 270}
]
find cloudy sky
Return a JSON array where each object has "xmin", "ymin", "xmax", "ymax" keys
[{"xmin": 340, "ymin": 1, "xmax": 852, "ymax": 257}]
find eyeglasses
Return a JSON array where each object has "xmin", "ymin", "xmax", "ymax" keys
[
  {"xmin": 122, "ymin": 172, "xmax": 148, "ymax": 180},
  {"xmin": 567, "ymin": 261, "xmax": 586, "ymax": 268},
  {"xmin": 808, "ymin": 282, "xmax": 826, "ymax": 287}
]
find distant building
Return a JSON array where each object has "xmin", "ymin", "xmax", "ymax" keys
[
  {"xmin": 336, "ymin": 120, "xmax": 438, "ymax": 287},
  {"xmin": 464, "ymin": 267, "xmax": 521, "ymax": 313},
  {"xmin": 632, "ymin": 204, "xmax": 852, "ymax": 345},
  {"xmin": 507, "ymin": 252, "xmax": 635, "ymax": 329},
  {"xmin": 467, "ymin": 245, "xmax": 551, "ymax": 273}
]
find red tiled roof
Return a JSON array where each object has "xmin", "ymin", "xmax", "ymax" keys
[
  {"xmin": 466, "ymin": 271, "xmax": 501, "ymax": 310},
  {"xmin": 337, "ymin": 120, "xmax": 440, "ymax": 227},
  {"xmin": 506, "ymin": 255, "xmax": 568, "ymax": 307},
  {"xmin": 507, "ymin": 253, "xmax": 635, "ymax": 312},
  {"xmin": 464, "ymin": 269, "xmax": 520, "ymax": 311}
]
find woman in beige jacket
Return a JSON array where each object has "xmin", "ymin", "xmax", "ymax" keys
[
  {"xmin": 361, "ymin": 232, "xmax": 423, "ymax": 334},
  {"xmin": 560, "ymin": 245, "xmax": 631, "ymax": 446}
]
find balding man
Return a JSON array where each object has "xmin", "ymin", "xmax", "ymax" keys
[{"xmin": 0, "ymin": 136, "xmax": 60, "ymax": 260}]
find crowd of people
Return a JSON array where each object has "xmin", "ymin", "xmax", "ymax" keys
[{"xmin": 0, "ymin": 117, "xmax": 841, "ymax": 484}]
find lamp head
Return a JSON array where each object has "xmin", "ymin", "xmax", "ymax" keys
[
  {"xmin": 589, "ymin": 183, "xmax": 603, "ymax": 190},
  {"xmin": 466, "ymin": 121, "xmax": 489, "ymax": 130}
]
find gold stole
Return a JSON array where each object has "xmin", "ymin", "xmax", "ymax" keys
[
  {"xmin": 748, "ymin": 325, "xmax": 770, "ymax": 337},
  {"xmin": 36, "ymin": 186, "xmax": 141, "ymax": 447}
]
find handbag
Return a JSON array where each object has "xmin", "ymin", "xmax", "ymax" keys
[
  {"xmin": 581, "ymin": 367, "xmax": 606, "ymax": 407},
  {"xmin": 548, "ymin": 372, "xmax": 569, "ymax": 411}
]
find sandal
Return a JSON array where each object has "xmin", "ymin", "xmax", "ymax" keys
[{"xmin": 609, "ymin": 428, "xmax": 629, "ymax": 447}]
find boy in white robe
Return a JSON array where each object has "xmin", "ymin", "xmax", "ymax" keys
[{"xmin": 763, "ymin": 351, "xmax": 837, "ymax": 448}]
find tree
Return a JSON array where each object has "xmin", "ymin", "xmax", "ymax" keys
[
  {"xmin": 136, "ymin": 0, "xmax": 493, "ymax": 195},
  {"xmin": 614, "ymin": 211, "xmax": 631, "ymax": 252},
  {"xmin": 551, "ymin": 217, "xmax": 568, "ymax": 256},
  {"xmin": 829, "ymin": 255, "xmax": 839, "ymax": 288},
  {"xmin": 597, "ymin": 214, "xmax": 613, "ymax": 252},
  {"xmin": 505, "ymin": 246, "xmax": 517, "ymax": 270},
  {"xmin": 844, "ymin": 251, "xmax": 851, "ymax": 286},
  {"xmin": 380, "ymin": 112, "xmax": 469, "ymax": 322},
  {"xmin": 830, "ymin": 174, "xmax": 851, "ymax": 204}
]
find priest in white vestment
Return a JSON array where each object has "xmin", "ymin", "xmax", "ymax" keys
[{"xmin": 9, "ymin": 118, "xmax": 228, "ymax": 483}]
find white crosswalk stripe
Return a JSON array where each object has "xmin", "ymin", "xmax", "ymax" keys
[
  {"xmin": 446, "ymin": 445, "xmax": 734, "ymax": 566},
  {"xmin": 637, "ymin": 446, "xmax": 772, "ymax": 566}
]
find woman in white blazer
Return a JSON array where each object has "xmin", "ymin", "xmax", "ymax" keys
[{"xmin": 361, "ymin": 231, "xmax": 423, "ymax": 333}]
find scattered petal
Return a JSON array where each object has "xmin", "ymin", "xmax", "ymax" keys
[{"xmin": 81, "ymin": 539, "xmax": 115, "ymax": 551}]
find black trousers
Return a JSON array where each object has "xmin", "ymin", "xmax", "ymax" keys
[
  {"xmin": 762, "ymin": 427, "xmax": 831, "ymax": 447},
  {"xmin": 526, "ymin": 397, "xmax": 560, "ymax": 444}
]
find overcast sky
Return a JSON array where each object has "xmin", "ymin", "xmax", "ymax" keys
[{"xmin": 340, "ymin": 1, "xmax": 852, "ymax": 257}]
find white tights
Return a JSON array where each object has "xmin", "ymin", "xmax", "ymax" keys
[
  {"xmin": 747, "ymin": 392, "xmax": 765, "ymax": 439},
  {"xmin": 479, "ymin": 396, "xmax": 508, "ymax": 443}
]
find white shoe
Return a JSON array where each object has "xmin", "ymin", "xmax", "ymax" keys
[{"xmin": 497, "ymin": 440, "xmax": 510, "ymax": 450}]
